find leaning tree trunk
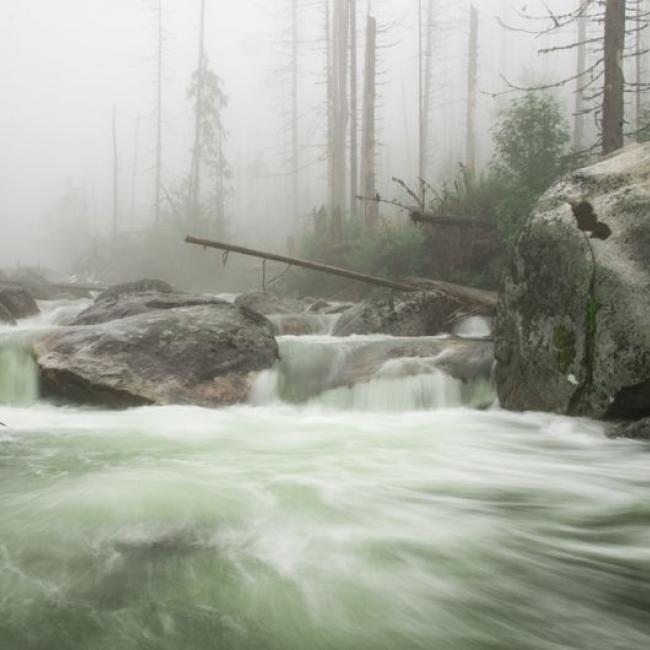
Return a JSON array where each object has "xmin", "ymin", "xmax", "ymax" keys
[{"xmin": 602, "ymin": 0, "xmax": 626, "ymax": 154}]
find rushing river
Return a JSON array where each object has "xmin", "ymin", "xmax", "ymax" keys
[{"xmin": 1, "ymin": 301, "xmax": 649, "ymax": 650}]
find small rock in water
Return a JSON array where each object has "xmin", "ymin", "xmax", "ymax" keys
[
  {"xmin": 609, "ymin": 418, "xmax": 650, "ymax": 441},
  {"xmin": 0, "ymin": 288, "xmax": 40, "ymax": 319},
  {"xmin": 0, "ymin": 303, "xmax": 17, "ymax": 325}
]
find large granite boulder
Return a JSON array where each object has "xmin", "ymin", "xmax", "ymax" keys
[
  {"xmin": 35, "ymin": 297, "xmax": 278, "ymax": 408},
  {"xmin": 0, "ymin": 288, "xmax": 40, "ymax": 319},
  {"xmin": 496, "ymin": 143, "xmax": 650, "ymax": 419},
  {"xmin": 333, "ymin": 292, "xmax": 458, "ymax": 337}
]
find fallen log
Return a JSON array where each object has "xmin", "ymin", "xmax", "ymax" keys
[
  {"xmin": 404, "ymin": 276, "xmax": 497, "ymax": 311},
  {"xmin": 186, "ymin": 235, "xmax": 419, "ymax": 292},
  {"xmin": 185, "ymin": 235, "xmax": 495, "ymax": 313},
  {"xmin": 409, "ymin": 211, "xmax": 494, "ymax": 230}
]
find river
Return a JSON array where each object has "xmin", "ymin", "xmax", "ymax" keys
[{"xmin": 1, "ymin": 300, "xmax": 649, "ymax": 649}]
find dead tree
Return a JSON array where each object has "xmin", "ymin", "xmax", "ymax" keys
[
  {"xmin": 330, "ymin": 0, "xmax": 350, "ymax": 233},
  {"xmin": 420, "ymin": 0, "xmax": 436, "ymax": 183},
  {"xmin": 603, "ymin": 0, "xmax": 626, "ymax": 153},
  {"xmin": 112, "ymin": 106, "xmax": 119, "ymax": 242},
  {"xmin": 360, "ymin": 13, "xmax": 378, "ymax": 231},
  {"xmin": 130, "ymin": 116, "xmax": 141, "ymax": 225},
  {"xmin": 574, "ymin": 2, "xmax": 588, "ymax": 150},
  {"xmin": 349, "ymin": 0, "xmax": 359, "ymax": 216},
  {"xmin": 154, "ymin": 0, "xmax": 164, "ymax": 224},
  {"xmin": 185, "ymin": 234, "xmax": 498, "ymax": 311},
  {"xmin": 291, "ymin": 0, "xmax": 300, "ymax": 229},
  {"xmin": 497, "ymin": 0, "xmax": 649, "ymax": 155},
  {"xmin": 189, "ymin": 0, "xmax": 207, "ymax": 225},
  {"xmin": 465, "ymin": 5, "xmax": 478, "ymax": 171}
]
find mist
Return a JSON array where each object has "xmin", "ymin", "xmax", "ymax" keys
[{"xmin": 0, "ymin": 0, "xmax": 582, "ymax": 275}]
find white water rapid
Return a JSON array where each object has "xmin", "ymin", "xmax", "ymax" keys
[{"xmin": 1, "ymin": 300, "xmax": 649, "ymax": 650}]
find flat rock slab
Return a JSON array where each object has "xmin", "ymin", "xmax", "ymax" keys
[{"xmin": 36, "ymin": 302, "xmax": 278, "ymax": 408}]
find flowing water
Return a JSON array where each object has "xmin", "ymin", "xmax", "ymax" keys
[{"xmin": 1, "ymin": 302, "xmax": 650, "ymax": 650}]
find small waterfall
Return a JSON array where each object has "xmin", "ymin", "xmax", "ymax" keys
[
  {"xmin": 251, "ymin": 334, "xmax": 495, "ymax": 411},
  {"xmin": 268, "ymin": 313, "xmax": 341, "ymax": 336},
  {"xmin": 0, "ymin": 345, "xmax": 39, "ymax": 406},
  {"xmin": 311, "ymin": 367, "xmax": 464, "ymax": 411},
  {"xmin": 453, "ymin": 316, "xmax": 492, "ymax": 338},
  {"xmin": 0, "ymin": 297, "xmax": 91, "ymax": 407}
]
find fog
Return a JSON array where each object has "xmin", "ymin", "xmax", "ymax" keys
[{"xmin": 0, "ymin": 0, "xmax": 582, "ymax": 274}]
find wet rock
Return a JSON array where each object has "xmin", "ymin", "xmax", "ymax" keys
[
  {"xmin": 307, "ymin": 299, "xmax": 354, "ymax": 315},
  {"xmin": 496, "ymin": 143, "xmax": 650, "ymax": 419},
  {"xmin": 333, "ymin": 292, "xmax": 458, "ymax": 337},
  {"xmin": 72, "ymin": 291, "xmax": 227, "ymax": 326},
  {"xmin": 609, "ymin": 418, "xmax": 650, "ymax": 441},
  {"xmin": 0, "ymin": 303, "xmax": 16, "ymax": 325},
  {"xmin": 235, "ymin": 291, "xmax": 306, "ymax": 315},
  {"xmin": 0, "ymin": 288, "xmax": 40, "ymax": 319},
  {"xmin": 96, "ymin": 279, "xmax": 173, "ymax": 302},
  {"xmin": 35, "ymin": 302, "xmax": 278, "ymax": 408}
]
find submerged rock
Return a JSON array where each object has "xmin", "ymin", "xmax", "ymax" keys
[
  {"xmin": 496, "ymin": 143, "xmax": 650, "ymax": 419},
  {"xmin": 36, "ymin": 300, "xmax": 278, "ymax": 408},
  {"xmin": 333, "ymin": 292, "xmax": 458, "ymax": 337},
  {"xmin": 610, "ymin": 418, "xmax": 650, "ymax": 441},
  {"xmin": 235, "ymin": 291, "xmax": 306, "ymax": 315},
  {"xmin": 0, "ymin": 288, "xmax": 40, "ymax": 320}
]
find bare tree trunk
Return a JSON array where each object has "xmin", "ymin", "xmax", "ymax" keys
[
  {"xmin": 215, "ymin": 130, "xmax": 226, "ymax": 237},
  {"xmin": 420, "ymin": 0, "xmax": 435, "ymax": 182},
  {"xmin": 602, "ymin": 0, "xmax": 626, "ymax": 154},
  {"xmin": 349, "ymin": 0, "xmax": 358, "ymax": 217},
  {"xmin": 465, "ymin": 5, "xmax": 478, "ymax": 171},
  {"xmin": 155, "ymin": 0, "xmax": 163, "ymax": 224},
  {"xmin": 112, "ymin": 106, "xmax": 119, "ymax": 242},
  {"xmin": 636, "ymin": 0, "xmax": 644, "ymax": 138},
  {"xmin": 291, "ymin": 0, "xmax": 300, "ymax": 230},
  {"xmin": 325, "ymin": 0, "xmax": 335, "ymax": 224},
  {"xmin": 574, "ymin": 2, "xmax": 587, "ymax": 150},
  {"xmin": 361, "ymin": 13, "xmax": 378, "ymax": 231},
  {"xmin": 130, "ymin": 116, "xmax": 141, "ymax": 225},
  {"xmin": 189, "ymin": 0, "xmax": 207, "ymax": 226},
  {"xmin": 331, "ymin": 0, "xmax": 350, "ymax": 231}
]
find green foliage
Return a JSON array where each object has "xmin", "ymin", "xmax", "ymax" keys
[
  {"xmin": 492, "ymin": 91, "xmax": 571, "ymax": 196},
  {"xmin": 553, "ymin": 325, "xmax": 577, "ymax": 374},
  {"xmin": 347, "ymin": 223, "xmax": 429, "ymax": 279},
  {"xmin": 188, "ymin": 58, "xmax": 231, "ymax": 234},
  {"xmin": 286, "ymin": 217, "xmax": 430, "ymax": 299},
  {"xmin": 489, "ymin": 92, "xmax": 571, "ymax": 249}
]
